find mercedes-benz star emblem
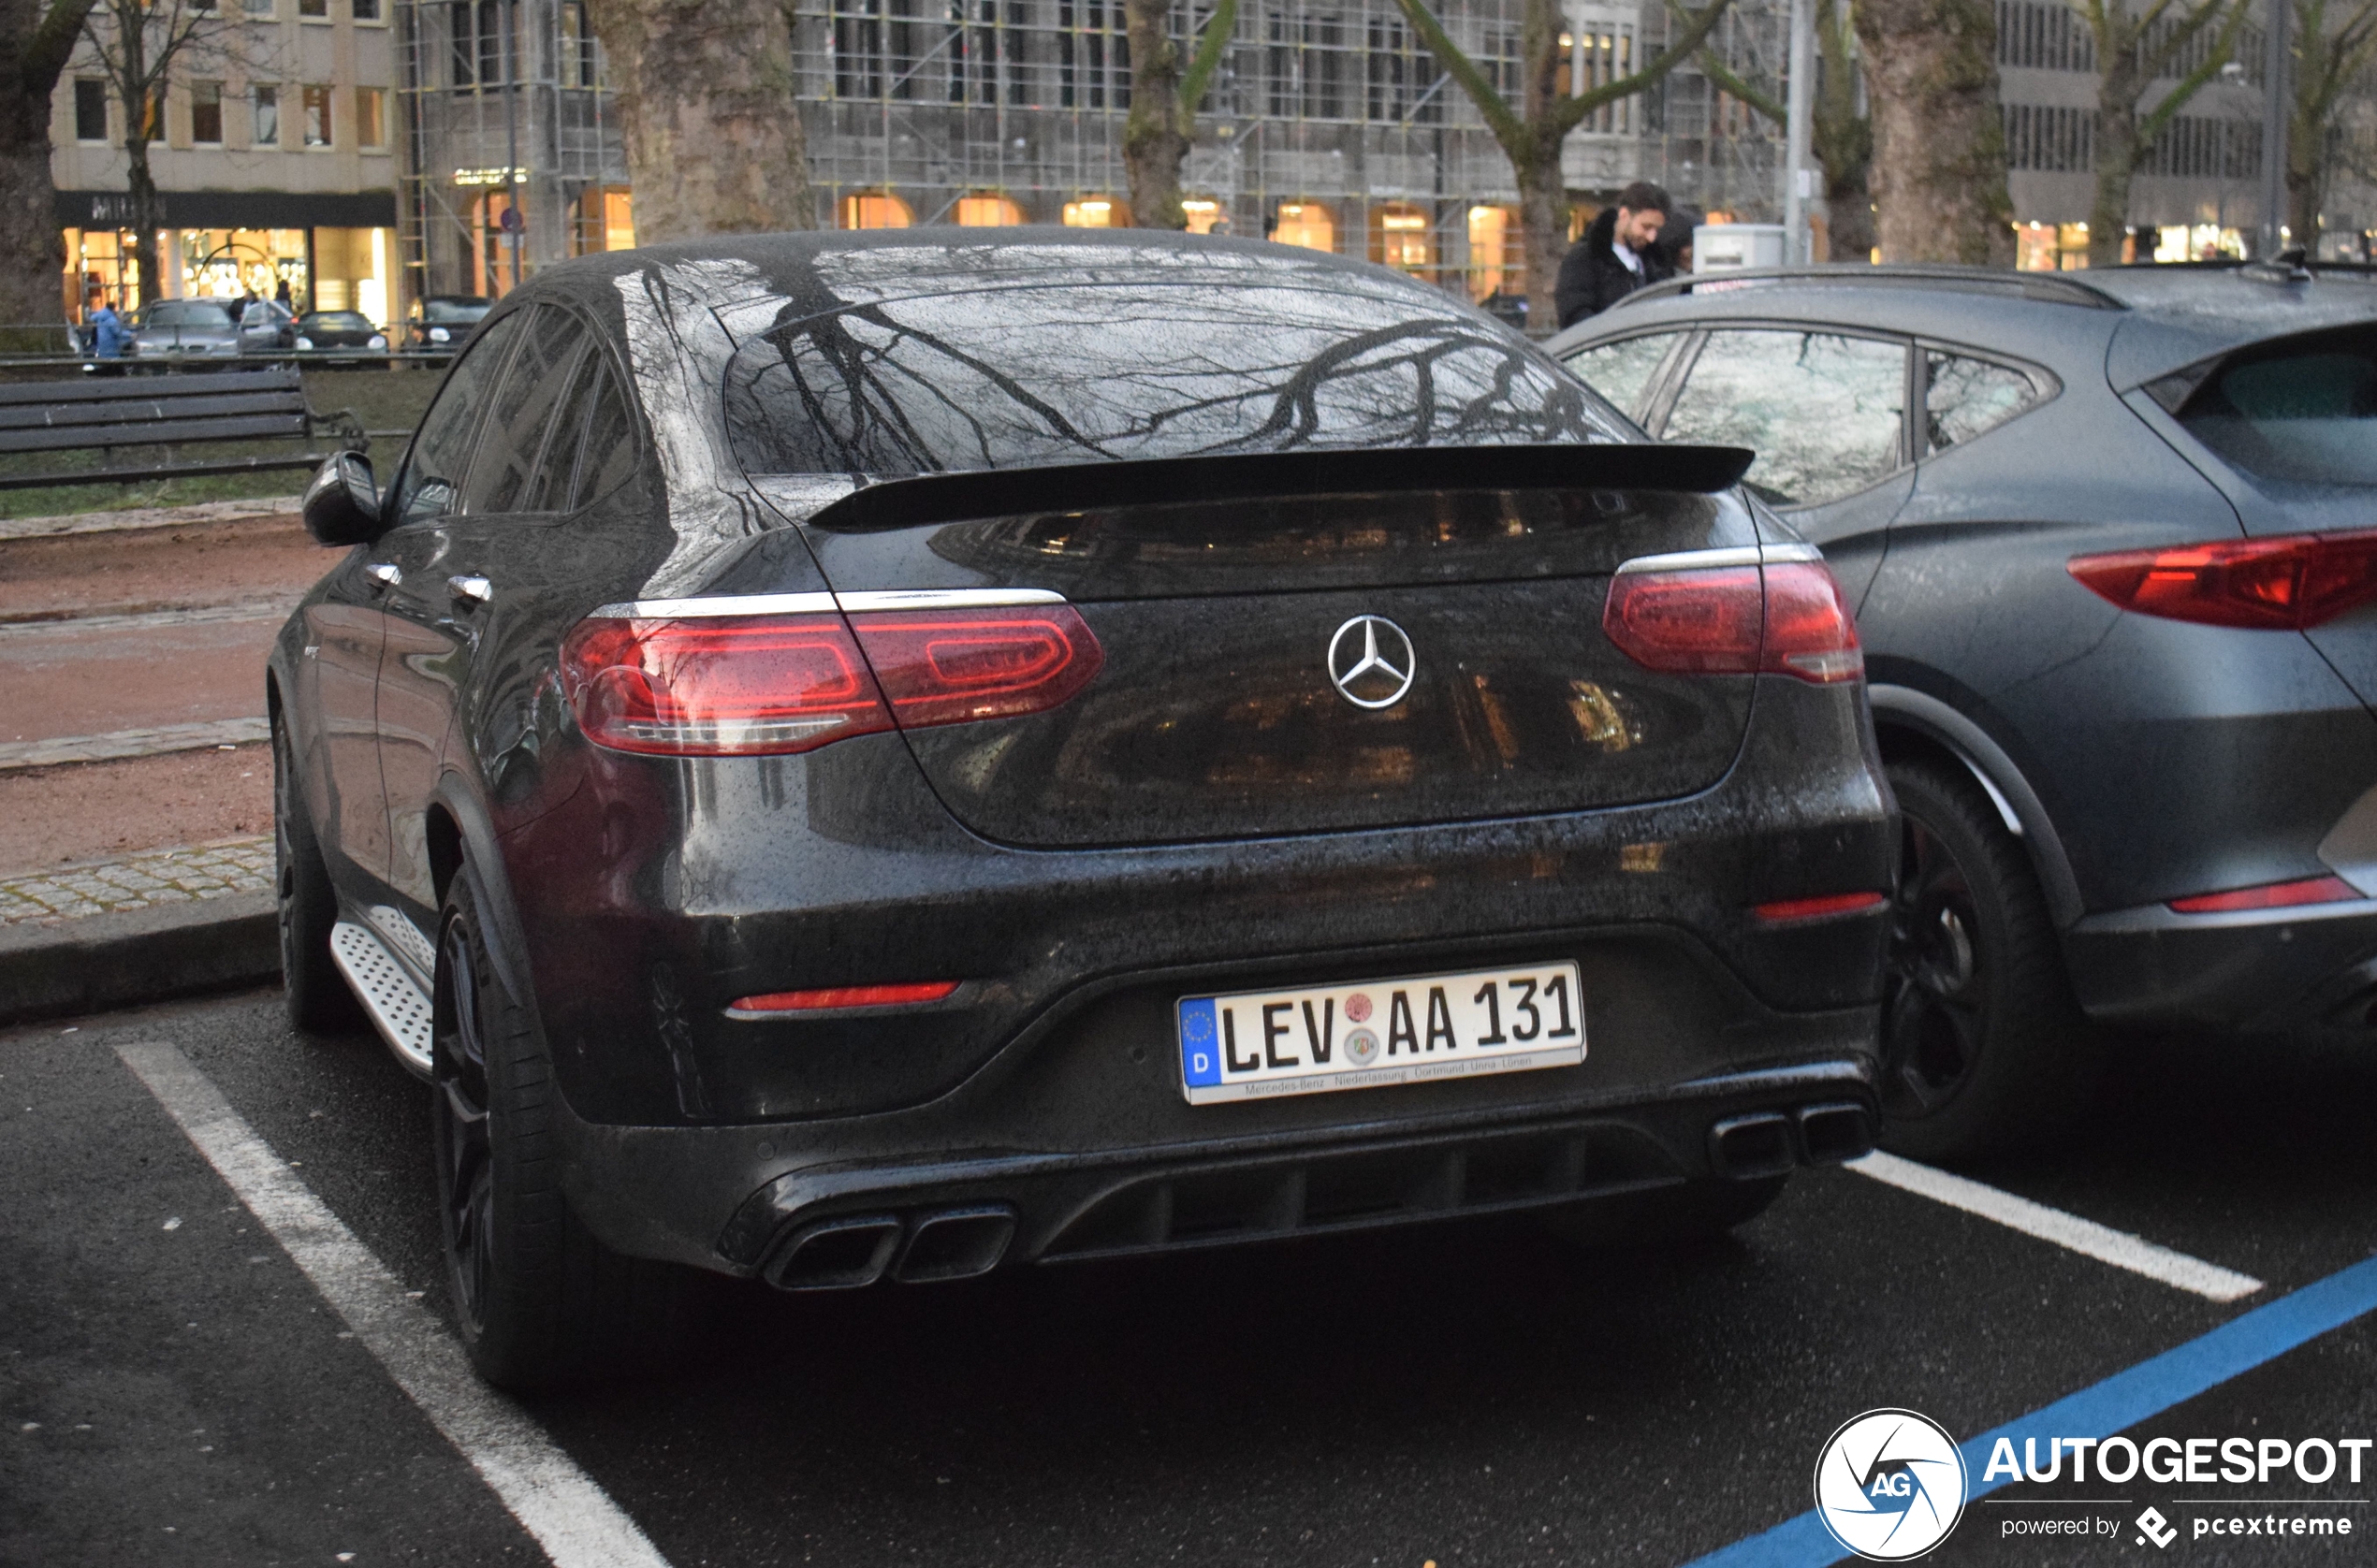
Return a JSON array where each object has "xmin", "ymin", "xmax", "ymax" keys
[{"xmin": 1328, "ymin": 615, "xmax": 1417, "ymax": 710}]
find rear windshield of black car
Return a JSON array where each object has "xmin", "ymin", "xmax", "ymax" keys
[
  {"xmin": 2174, "ymin": 324, "xmax": 2377, "ymax": 486},
  {"xmin": 309, "ymin": 312, "xmax": 372, "ymax": 330},
  {"xmin": 723, "ymin": 280, "xmax": 1623, "ymax": 476},
  {"xmin": 423, "ymin": 298, "xmax": 490, "ymax": 322},
  {"xmin": 144, "ymin": 301, "xmax": 234, "ymax": 328}
]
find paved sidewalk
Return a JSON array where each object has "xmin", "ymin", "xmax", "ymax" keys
[
  {"xmin": 0, "ymin": 494, "xmax": 303, "ymax": 541},
  {"xmin": 0, "ymin": 835, "xmax": 271, "ymax": 925}
]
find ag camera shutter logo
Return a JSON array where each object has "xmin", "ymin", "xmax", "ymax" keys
[{"xmin": 1813, "ymin": 1408, "xmax": 1969, "ymax": 1561}]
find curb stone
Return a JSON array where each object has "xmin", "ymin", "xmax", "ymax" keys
[{"xmin": 0, "ymin": 890, "xmax": 279, "ymax": 1027}]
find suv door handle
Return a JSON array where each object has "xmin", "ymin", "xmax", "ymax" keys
[
  {"xmin": 365, "ymin": 562, "xmax": 401, "ymax": 587},
  {"xmin": 448, "ymin": 574, "xmax": 493, "ymax": 604}
]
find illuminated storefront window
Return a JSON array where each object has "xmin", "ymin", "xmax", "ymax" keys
[
  {"xmin": 572, "ymin": 186, "xmax": 636, "ymax": 254},
  {"xmin": 1369, "ymin": 203, "xmax": 1433, "ymax": 276},
  {"xmin": 1182, "ymin": 198, "xmax": 1224, "ymax": 234},
  {"xmin": 1466, "ymin": 204, "xmax": 1520, "ymax": 302},
  {"xmin": 1062, "ymin": 196, "xmax": 1123, "ymax": 227},
  {"xmin": 841, "ymin": 192, "xmax": 913, "ymax": 228},
  {"xmin": 472, "ymin": 190, "xmax": 526, "ymax": 296},
  {"xmin": 1272, "ymin": 201, "xmax": 1334, "ymax": 251},
  {"xmin": 955, "ymin": 194, "xmax": 1025, "ymax": 225},
  {"xmin": 2014, "ymin": 221, "xmax": 2095, "ymax": 271}
]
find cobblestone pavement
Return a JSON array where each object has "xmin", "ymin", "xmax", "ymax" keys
[{"xmin": 0, "ymin": 835, "xmax": 271, "ymax": 924}]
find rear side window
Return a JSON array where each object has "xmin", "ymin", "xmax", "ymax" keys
[
  {"xmin": 386, "ymin": 311, "xmax": 526, "ymax": 526},
  {"xmin": 533, "ymin": 350, "xmax": 638, "ymax": 512},
  {"xmin": 2171, "ymin": 326, "xmax": 2377, "ymax": 486},
  {"xmin": 461, "ymin": 304, "xmax": 589, "ymax": 514},
  {"xmin": 1925, "ymin": 351, "xmax": 2048, "ymax": 453},
  {"xmin": 1662, "ymin": 329, "xmax": 1908, "ymax": 507},
  {"xmin": 1562, "ymin": 332, "xmax": 1680, "ymax": 423}
]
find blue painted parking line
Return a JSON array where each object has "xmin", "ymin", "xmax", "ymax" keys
[{"xmin": 1683, "ymin": 1254, "xmax": 2377, "ymax": 1568}]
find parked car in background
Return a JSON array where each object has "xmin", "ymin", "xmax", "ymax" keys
[
  {"xmin": 275, "ymin": 231, "xmax": 1893, "ymax": 1388},
  {"xmin": 1550, "ymin": 261, "xmax": 2377, "ymax": 1160},
  {"xmin": 295, "ymin": 310, "xmax": 390, "ymax": 354},
  {"xmin": 405, "ymin": 294, "xmax": 491, "ymax": 353},
  {"xmin": 241, "ymin": 298, "xmax": 297, "ymax": 354},
  {"xmin": 130, "ymin": 298, "xmax": 245, "ymax": 359}
]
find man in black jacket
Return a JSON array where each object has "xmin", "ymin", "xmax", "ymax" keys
[{"xmin": 1553, "ymin": 181, "xmax": 1676, "ymax": 329}]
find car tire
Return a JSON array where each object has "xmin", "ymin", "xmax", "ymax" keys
[
  {"xmin": 1879, "ymin": 758, "xmax": 2103, "ymax": 1162},
  {"xmin": 1539, "ymin": 1174, "xmax": 1787, "ymax": 1250},
  {"xmin": 432, "ymin": 874, "xmax": 694, "ymax": 1390},
  {"xmin": 273, "ymin": 715, "xmax": 362, "ymax": 1033}
]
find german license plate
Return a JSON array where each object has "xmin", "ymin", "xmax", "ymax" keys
[{"xmin": 1176, "ymin": 962, "xmax": 1585, "ymax": 1106}]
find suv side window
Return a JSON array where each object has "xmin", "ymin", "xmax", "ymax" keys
[
  {"xmin": 386, "ymin": 311, "xmax": 527, "ymax": 526},
  {"xmin": 460, "ymin": 304, "xmax": 591, "ymax": 514},
  {"xmin": 1925, "ymin": 351, "xmax": 2047, "ymax": 454},
  {"xmin": 1664, "ymin": 328, "xmax": 1908, "ymax": 507},
  {"xmin": 1563, "ymin": 332, "xmax": 1682, "ymax": 424},
  {"xmin": 553, "ymin": 352, "xmax": 638, "ymax": 511}
]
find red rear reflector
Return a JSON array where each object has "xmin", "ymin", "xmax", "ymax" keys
[
  {"xmin": 730, "ymin": 980, "xmax": 962, "ymax": 1013},
  {"xmin": 1753, "ymin": 891, "xmax": 1890, "ymax": 922},
  {"xmin": 561, "ymin": 604, "xmax": 1102, "ymax": 756},
  {"xmin": 848, "ymin": 606, "xmax": 1103, "ymax": 729},
  {"xmin": 2166, "ymin": 876, "xmax": 2359, "ymax": 913},
  {"xmin": 1602, "ymin": 558, "xmax": 1863, "ymax": 683},
  {"xmin": 2069, "ymin": 528, "xmax": 2377, "ymax": 631}
]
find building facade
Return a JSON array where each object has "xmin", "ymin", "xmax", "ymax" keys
[{"xmin": 51, "ymin": 0, "xmax": 401, "ymax": 319}]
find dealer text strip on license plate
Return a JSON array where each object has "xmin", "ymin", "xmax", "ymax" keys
[{"xmin": 1177, "ymin": 963, "xmax": 1584, "ymax": 1106}]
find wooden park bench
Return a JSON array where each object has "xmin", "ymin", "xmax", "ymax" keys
[{"xmin": 0, "ymin": 366, "xmax": 367, "ymax": 491}]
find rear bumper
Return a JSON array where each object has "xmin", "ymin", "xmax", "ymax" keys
[
  {"xmin": 2063, "ymin": 896, "xmax": 2377, "ymax": 1030},
  {"xmin": 553, "ymin": 1044, "xmax": 1879, "ymax": 1280}
]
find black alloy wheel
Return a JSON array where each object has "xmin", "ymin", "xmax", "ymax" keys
[
  {"xmin": 1877, "ymin": 758, "xmax": 2102, "ymax": 1162},
  {"xmin": 1881, "ymin": 815, "xmax": 1987, "ymax": 1120},
  {"xmin": 433, "ymin": 915, "xmax": 495, "ymax": 1337}
]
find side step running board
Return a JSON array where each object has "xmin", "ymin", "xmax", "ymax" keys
[{"xmin": 329, "ymin": 921, "xmax": 434, "ymax": 1077}]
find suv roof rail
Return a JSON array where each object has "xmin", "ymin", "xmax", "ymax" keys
[
  {"xmin": 2108, "ymin": 256, "xmax": 2377, "ymax": 283},
  {"xmin": 1616, "ymin": 264, "xmax": 2126, "ymax": 312}
]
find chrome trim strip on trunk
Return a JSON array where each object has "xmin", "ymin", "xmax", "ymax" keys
[
  {"xmin": 1613, "ymin": 542, "xmax": 1825, "ymax": 575},
  {"xmin": 585, "ymin": 588, "xmax": 1069, "ymax": 619}
]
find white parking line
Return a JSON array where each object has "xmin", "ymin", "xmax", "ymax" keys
[
  {"xmin": 1847, "ymin": 1150, "xmax": 2265, "ymax": 1303},
  {"xmin": 115, "ymin": 1040, "xmax": 673, "ymax": 1568}
]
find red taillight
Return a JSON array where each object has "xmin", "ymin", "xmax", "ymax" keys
[
  {"xmin": 2068, "ymin": 528, "xmax": 2377, "ymax": 631},
  {"xmin": 1753, "ymin": 891, "xmax": 1890, "ymax": 922},
  {"xmin": 1602, "ymin": 558, "xmax": 1863, "ymax": 683},
  {"xmin": 729, "ymin": 980, "xmax": 962, "ymax": 1013},
  {"xmin": 848, "ymin": 607, "xmax": 1103, "ymax": 729},
  {"xmin": 561, "ymin": 613, "xmax": 894, "ymax": 756},
  {"xmin": 2166, "ymin": 875, "xmax": 2360, "ymax": 913},
  {"xmin": 561, "ymin": 604, "xmax": 1102, "ymax": 756}
]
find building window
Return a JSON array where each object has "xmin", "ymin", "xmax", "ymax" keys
[
  {"xmin": 571, "ymin": 185, "xmax": 635, "ymax": 252},
  {"xmin": 299, "ymin": 0, "xmax": 328, "ymax": 18},
  {"xmin": 560, "ymin": 1, "xmax": 599, "ymax": 86},
  {"xmin": 191, "ymin": 80, "xmax": 224, "ymax": 143},
  {"xmin": 1370, "ymin": 202, "xmax": 1432, "ymax": 275},
  {"xmin": 1062, "ymin": 195, "xmax": 1123, "ymax": 226},
  {"xmin": 1272, "ymin": 201, "xmax": 1334, "ymax": 251},
  {"xmin": 74, "ymin": 79, "xmax": 108, "ymax": 143},
  {"xmin": 356, "ymin": 86, "xmax": 385, "ymax": 148},
  {"xmin": 302, "ymin": 85, "xmax": 331, "ymax": 146},
  {"xmin": 840, "ymin": 192, "xmax": 913, "ymax": 228},
  {"xmin": 353, "ymin": 0, "xmax": 380, "ymax": 18},
  {"xmin": 251, "ymin": 83, "xmax": 279, "ymax": 146},
  {"xmin": 955, "ymin": 194, "xmax": 1024, "ymax": 225},
  {"xmin": 452, "ymin": 0, "xmax": 505, "ymax": 86},
  {"xmin": 1467, "ymin": 204, "xmax": 1519, "ymax": 300},
  {"xmin": 245, "ymin": 0, "xmax": 273, "ymax": 17},
  {"xmin": 1058, "ymin": 0, "xmax": 1127, "ymax": 110}
]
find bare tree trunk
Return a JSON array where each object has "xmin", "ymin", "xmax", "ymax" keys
[
  {"xmin": 1854, "ymin": 0, "xmax": 2015, "ymax": 264},
  {"xmin": 584, "ymin": 0, "xmax": 813, "ymax": 240},
  {"xmin": 2, "ymin": 0, "xmax": 99, "ymax": 324},
  {"xmin": 2089, "ymin": 87, "xmax": 2139, "ymax": 268},
  {"xmin": 1815, "ymin": 0, "xmax": 1874, "ymax": 261},
  {"xmin": 1516, "ymin": 138, "xmax": 1565, "ymax": 331},
  {"xmin": 125, "ymin": 129, "xmax": 161, "ymax": 306},
  {"xmin": 1123, "ymin": 0, "xmax": 1186, "ymax": 227}
]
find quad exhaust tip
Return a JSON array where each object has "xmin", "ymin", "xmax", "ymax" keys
[
  {"xmin": 764, "ymin": 1206, "xmax": 1019, "ymax": 1291},
  {"xmin": 1708, "ymin": 1100, "xmax": 1876, "ymax": 1180}
]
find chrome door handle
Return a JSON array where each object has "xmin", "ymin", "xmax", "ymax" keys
[
  {"xmin": 365, "ymin": 562, "xmax": 401, "ymax": 587},
  {"xmin": 448, "ymin": 574, "xmax": 493, "ymax": 604}
]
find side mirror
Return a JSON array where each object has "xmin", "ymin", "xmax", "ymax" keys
[{"xmin": 303, "ymin": 451, "xmax": 383, "ymax": 546}]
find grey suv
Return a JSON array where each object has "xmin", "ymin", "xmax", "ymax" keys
[{"xmin": 1550, "ymin": 262, "xmax": 2377, "ymax": 1158}]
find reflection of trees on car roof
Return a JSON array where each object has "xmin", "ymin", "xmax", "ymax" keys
[{"xmin": 724, "ymin": 281, "xmax": 1611, "ymax": 477}]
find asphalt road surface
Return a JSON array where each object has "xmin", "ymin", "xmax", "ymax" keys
[{"xmin": 5, "ymin": 990, "xmax": 2373, "ymax": 1568}]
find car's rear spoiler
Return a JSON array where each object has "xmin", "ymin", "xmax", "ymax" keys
[{"xmin": 796, "ymin": 443, "xmax": 1757, "ymax": 532}]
